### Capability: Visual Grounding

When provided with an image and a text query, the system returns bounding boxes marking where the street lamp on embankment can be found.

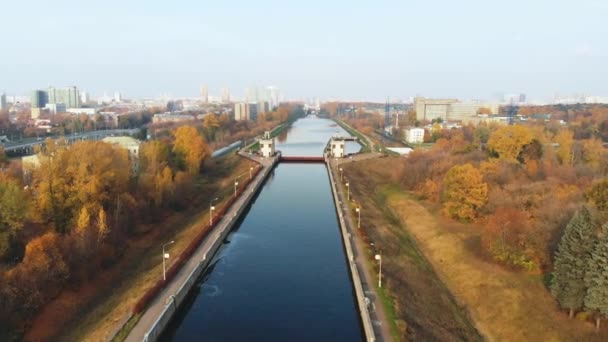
[162,240,175,281]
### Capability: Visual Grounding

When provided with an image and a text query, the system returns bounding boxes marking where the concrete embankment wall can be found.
[142,156,279,342]
[326,159,376,342]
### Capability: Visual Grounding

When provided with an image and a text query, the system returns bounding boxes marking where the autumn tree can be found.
[582,138,605,171]
[551,206,595,318]
[172,126,208,175]
[31,140,131,233]
[203,113,220,141]
[482,208,536,270]
[487,125,533,162]
[584,223,608,330]
[442,164,488,221]
[0,176,27,261]
[555,130,574,165]
[587,180,608,212]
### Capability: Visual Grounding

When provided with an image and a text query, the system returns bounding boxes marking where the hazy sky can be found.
[1,0,607,101]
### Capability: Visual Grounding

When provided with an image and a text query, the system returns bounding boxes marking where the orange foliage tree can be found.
[442,164,488,221]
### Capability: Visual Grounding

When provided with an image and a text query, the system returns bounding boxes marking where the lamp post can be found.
[339,167,343,182]
[356,207,361,228]
[375,254,382,288]
[345,181,350,201]
[163,241,175,281]
[249,166,254,180]
[234,180,239,197]
[209,197,219,226]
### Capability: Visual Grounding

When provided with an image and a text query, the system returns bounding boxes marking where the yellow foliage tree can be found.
[172,126,208,175]
[442,164,488,221]
[487,125,533,162]
[555,130,574,165]
[582,138,604,170]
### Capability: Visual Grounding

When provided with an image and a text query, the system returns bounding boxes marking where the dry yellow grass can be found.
[386,192,601,342]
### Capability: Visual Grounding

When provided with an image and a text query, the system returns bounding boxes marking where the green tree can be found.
[584,223,608,331]
[551,207,595,318]
[442,164,488,221]
[0,177,27,260]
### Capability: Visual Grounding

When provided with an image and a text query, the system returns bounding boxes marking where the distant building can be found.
[504,93,527,104]
[234,103,250,121]
[220,87,231,103]
[258,131,275,158]
[102,136,141,172]
[152,113,196,124]
[329,136,346,158]
[267,86,279,109]
[0,93,6,110]
[257,101,271,115]
[66,108,97,115]
[80,91,90,104]
[114,92,122,102]
[31,90,49,108]
[200,85,208,103]
[45,103,67,114]
[48,86,80,108]
[414,97,499,122]
[404,127,425,144]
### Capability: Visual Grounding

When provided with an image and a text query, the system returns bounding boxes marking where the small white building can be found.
[329,137,346,158]
[259,131,275,158]
[404,127,425,144]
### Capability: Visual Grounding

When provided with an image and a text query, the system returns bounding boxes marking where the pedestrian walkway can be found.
[125,154,276,342]
[328,159,392,342]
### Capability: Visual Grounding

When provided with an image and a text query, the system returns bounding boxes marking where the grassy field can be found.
[344,157,607,341]
[25,154,255,342]
[342,158,481,341]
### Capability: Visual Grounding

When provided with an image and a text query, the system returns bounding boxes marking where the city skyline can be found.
[1,0,607,101]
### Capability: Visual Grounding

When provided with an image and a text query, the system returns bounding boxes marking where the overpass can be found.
[1,129,139,154]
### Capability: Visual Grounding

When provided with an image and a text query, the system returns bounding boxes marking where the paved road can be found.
[125,153,275,342]
[1,129,139,152]
[329,157,392,342]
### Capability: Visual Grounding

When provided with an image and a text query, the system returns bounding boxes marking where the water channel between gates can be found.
[161,117,363,341]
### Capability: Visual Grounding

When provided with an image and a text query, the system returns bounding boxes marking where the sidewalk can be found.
[125,154,275,342]
[328,160,393,342]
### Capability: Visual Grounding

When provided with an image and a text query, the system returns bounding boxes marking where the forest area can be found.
[0,104,304,340]
[341,103,608,333]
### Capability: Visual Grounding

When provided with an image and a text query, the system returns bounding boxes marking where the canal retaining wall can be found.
[140,155,279,342]
[326,158,377,342]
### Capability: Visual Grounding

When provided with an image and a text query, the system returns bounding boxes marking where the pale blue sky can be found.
[1,0,607,101]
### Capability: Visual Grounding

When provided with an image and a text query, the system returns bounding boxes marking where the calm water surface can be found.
[161,117,363,341]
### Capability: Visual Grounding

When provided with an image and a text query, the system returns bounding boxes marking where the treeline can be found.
[0,125,208,335]
[370,108,608,326]
[153,104,306,150]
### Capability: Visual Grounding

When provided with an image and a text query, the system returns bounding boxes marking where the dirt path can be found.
[388,194,600,342]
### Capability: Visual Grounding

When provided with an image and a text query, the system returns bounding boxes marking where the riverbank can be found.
[24,154,258,342]
[124,152,278,341]
[339,157,482,341]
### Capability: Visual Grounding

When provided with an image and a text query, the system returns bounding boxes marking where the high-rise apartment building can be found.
[48,86,81,108]
[31,90,49,108]
[0,93,7,110]
[267,86,279,109]
[221,88,231,103]
[81,91,90,104]
[234,102,249,121]
[200,85,208,103]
